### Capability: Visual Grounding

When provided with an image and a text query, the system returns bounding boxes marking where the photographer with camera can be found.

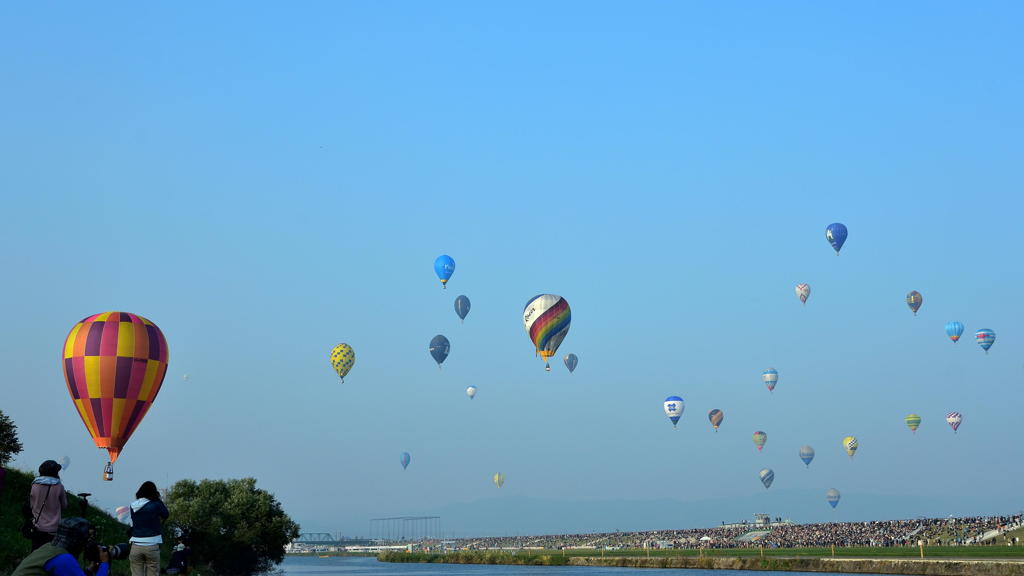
[128,481,169,576]
[12,517,109,576]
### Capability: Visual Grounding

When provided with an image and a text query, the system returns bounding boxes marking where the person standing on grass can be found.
[128,481,169,576]
[27,460,68,550]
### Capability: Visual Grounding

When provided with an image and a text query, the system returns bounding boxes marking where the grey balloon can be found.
[429,335,450,367]
[564,353,578,373]
[454,295,471,322]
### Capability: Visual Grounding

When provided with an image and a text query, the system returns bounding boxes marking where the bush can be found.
[165,478,299,576]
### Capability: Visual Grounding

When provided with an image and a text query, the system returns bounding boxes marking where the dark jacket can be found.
[129,499,169,539]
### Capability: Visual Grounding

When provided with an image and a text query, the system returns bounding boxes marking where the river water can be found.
[280,555,881,576]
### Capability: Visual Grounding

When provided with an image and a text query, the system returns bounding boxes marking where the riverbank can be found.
[379,551,1024,575]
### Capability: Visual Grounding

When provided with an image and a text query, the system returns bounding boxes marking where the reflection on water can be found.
[280,555,879,576]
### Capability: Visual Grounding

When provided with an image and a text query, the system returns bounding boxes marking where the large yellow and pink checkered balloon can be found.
[62,312,169,474]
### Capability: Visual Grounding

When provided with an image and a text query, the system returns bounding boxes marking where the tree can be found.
[0,409,24,467]
[165,478,300,576]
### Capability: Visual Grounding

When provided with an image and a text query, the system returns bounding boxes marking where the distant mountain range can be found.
[425,490,1014,537]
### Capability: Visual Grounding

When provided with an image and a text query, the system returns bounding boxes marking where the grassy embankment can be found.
[382,547,1024,575]
[1,468,133,576]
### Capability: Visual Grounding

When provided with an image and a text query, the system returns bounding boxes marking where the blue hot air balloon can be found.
[826,223,848,255]
[976,329,995,353]
[564,353,578,373]
[759,468,774,489]
[663,396,685,428]
[799,445,815,468]
[454,295,471,323]
[826,488,840,509]
[434,255,455,288]
[945,321,965,343]
[429,335,450,368]
[400,452,411,470]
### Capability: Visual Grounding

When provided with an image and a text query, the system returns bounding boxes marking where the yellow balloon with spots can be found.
[842,435,858,458]
[330,343,355,382]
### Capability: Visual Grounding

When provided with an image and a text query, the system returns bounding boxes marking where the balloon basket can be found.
[103,462,114,482]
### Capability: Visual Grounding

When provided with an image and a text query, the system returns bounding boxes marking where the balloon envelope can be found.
[826,223,848,254]
[826,488,841,508]
[330,343,355,381]
[975,329,995,352]
[60,456,71,472]
[454,295,471,322]
[753,431,767,451]
[115,505,131,524]
[400,452,411,470]
[799,445,815,467]
[564,353,578,373]
[906,291,923,315]
[945,321,964,343]
[62,312,169,466]
[663,396,685,428]
[795,284,810,305]
[493,473,504,488]
[523,294,571,370]
[434,255,455,287]
[762,368,778,392]
[905,414,921,433]
[429,335,450,366]
[708,409,724,430]
[466,386,477,399]
[843,436,858,458]
[759,468,774,489]
[946,412,962,432]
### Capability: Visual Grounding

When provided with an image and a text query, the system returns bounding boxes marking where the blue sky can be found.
[1,2,1022,537]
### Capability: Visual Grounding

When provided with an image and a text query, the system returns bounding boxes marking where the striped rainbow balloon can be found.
[523,294,571,371]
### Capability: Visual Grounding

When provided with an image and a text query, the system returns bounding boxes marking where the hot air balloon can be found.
[330,343,355,382]
[429,335,450,368]
[826,223,848,255]
[663,396,685,428]
[905,414,921,433]
[799,445,815,468]
[759,468,774,489]
[62,312,169,481]
[976,329,995,353]
[115,505,131,524]
[708,409,724,431]
[523,294,571,371]
[454,295,471,323]
[826,489,841,509]
[434,255,455,289]
[762,368,778,392]
[493,473,504,488]
[842,436,858,458]
[946,412,962,433]
[753,431,767,452]
[564,353,578,373]
[182,373,191,382]
[795,284,811,305]
[400,452,411,470]
[466,386,477,399]
[60,456,71,472]
[945,321,964,343]
[906,291,923,315]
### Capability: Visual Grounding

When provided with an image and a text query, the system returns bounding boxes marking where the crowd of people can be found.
[453,513,1022,551]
